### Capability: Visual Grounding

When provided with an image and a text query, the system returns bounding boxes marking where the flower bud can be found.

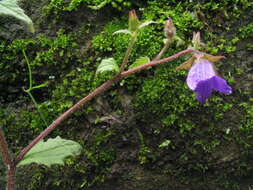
[191,32,206,50]
[164,18,176,39]
[128,10,140,32]
[192,32,200,47]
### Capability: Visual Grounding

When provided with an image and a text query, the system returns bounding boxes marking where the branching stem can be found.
[22,50,48,127]
[15,48,194,164]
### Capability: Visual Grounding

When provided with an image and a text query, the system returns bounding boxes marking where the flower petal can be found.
[210,76,232,94]
[186,59,216,90]
[195,80,212,104]
[195,76,232,104]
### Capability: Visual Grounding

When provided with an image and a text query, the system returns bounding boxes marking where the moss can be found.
[237,99,253,148]
[0,29,81,102]
[239,24,253,39]
[88,0,253,185]
[43,0,142,16]
[1,0,253,189]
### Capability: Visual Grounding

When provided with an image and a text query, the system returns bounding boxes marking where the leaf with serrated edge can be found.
[96,58,119,75]
[17,137,82,167]
[129,56,150,69]
[138,21,156,30]
[0,0,34,32]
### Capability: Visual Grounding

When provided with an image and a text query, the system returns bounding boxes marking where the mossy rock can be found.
[0,0,253,190]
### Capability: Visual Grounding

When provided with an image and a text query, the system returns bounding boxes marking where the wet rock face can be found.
[233,41,253,94]
[226,12,253,96]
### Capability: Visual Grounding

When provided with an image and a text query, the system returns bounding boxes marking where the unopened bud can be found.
[164,18,176,39]
[128,10,140,32]
[191,32,205,50]
[192,32,201,46]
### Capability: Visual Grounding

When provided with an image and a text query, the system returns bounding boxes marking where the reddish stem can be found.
[121,49,194,77]
[15,48,194,164]
[15,74,121,164]
[0,129,12,166]
[0,129,15,190]
[7,165,15,190]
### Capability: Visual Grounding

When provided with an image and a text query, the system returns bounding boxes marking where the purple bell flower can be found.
[177,54,232,104]
[187,58,232,104]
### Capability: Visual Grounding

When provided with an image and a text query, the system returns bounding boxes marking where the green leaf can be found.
[129,56,150,69]
[138,21,156,30]
[96,58,119,75]
[17,137,82,167]
[0,0,34,32]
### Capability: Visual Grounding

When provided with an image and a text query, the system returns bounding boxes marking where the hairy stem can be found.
[120,32,138,72]
[0,129,12,166]
[7,165,15,190]
[15,49,194,164]
[121,49,194,77]
[0,128,15,190]
[15,74,121,164]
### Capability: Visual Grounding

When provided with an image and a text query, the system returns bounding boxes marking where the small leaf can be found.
[113,29,132,35]
[138,21,156,30]
[129,56,150,69]
[17,137,82,167]
[96,58,119,75]
[0,0,34,32]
